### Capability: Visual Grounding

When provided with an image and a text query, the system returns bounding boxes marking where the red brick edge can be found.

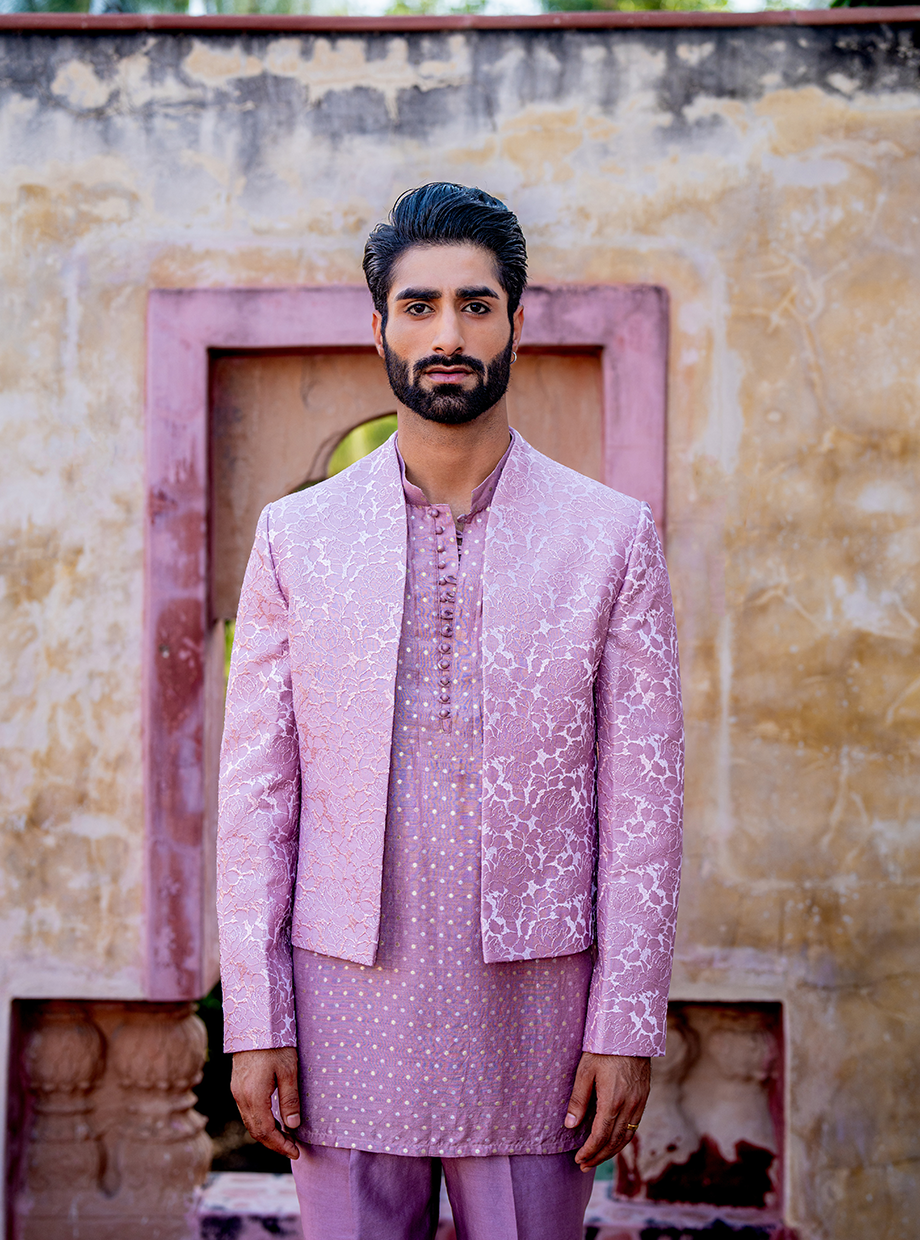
[0,8,918,33]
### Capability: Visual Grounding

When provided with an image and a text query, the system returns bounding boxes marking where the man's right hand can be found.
[230,1047,302,1160]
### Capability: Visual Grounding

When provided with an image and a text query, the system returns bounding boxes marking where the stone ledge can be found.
[198,1173,302,1238]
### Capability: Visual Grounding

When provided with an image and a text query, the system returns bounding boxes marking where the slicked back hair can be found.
[363,183,528,325]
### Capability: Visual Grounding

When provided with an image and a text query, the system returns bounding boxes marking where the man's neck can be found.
[396,401,512,521]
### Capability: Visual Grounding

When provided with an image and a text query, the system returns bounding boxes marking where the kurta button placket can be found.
[424,508,456,733]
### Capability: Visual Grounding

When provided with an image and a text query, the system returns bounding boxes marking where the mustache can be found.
[412,354,486,383]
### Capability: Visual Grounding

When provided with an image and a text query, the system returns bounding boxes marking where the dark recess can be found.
[196,982,293,1175]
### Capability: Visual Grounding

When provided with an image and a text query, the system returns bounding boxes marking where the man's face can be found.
[372,243,523,426]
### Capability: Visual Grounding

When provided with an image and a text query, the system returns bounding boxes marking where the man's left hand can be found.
[564,1052,651,1171]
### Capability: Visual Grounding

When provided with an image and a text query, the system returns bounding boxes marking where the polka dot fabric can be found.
[292,446,593,1157]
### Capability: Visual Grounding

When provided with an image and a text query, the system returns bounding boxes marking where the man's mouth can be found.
[421,366,474,385]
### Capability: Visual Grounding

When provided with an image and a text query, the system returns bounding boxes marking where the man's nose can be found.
[431,307,465,355]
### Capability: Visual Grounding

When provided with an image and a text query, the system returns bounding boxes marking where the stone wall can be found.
[1,14,918,1237]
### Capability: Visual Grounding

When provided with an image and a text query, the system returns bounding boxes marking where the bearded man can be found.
[217,182,683,1240]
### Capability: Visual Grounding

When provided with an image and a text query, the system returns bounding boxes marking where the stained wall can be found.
[0,17,918,1237]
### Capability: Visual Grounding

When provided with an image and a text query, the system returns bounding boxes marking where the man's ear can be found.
[372,309,386,359]
[511,303,524,355]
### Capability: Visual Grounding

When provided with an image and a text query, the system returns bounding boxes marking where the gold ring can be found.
[625,1123,639,1129]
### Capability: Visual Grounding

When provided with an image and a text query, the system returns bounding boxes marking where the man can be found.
[217,183,683,1240]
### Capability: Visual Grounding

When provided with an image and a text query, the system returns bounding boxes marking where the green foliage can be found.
[326,413,398,476]
[541,0,731,10]
[0,0,317,12]
[224,618,236,685]
[386,0,487,12]
[202,0,316,12]
[2,0,189,12]
[830,0,917,7]
[1,0,90,11]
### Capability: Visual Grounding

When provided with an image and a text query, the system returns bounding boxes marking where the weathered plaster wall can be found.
[0,20,918,1237]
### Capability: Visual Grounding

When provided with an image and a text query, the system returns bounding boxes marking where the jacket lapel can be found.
[289,435,407,964]
[479,435,599,961]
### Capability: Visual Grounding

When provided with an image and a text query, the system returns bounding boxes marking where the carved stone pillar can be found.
[107,1005,212,1212]
[13,1000,212,1240]
[612,1001,783,1213]
[19,1003,106,1220]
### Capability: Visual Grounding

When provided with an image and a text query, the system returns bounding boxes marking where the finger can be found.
[277,1067,302,1130]
[242,1106,301,1160]
[564,1057,596,1130]
[575,1085,629,1168]
[576,1104,644,1169]
[232,1077,301,1160]
[574,1110,618,1169]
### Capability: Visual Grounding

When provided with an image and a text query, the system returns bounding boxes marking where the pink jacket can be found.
[217,432,683,1056]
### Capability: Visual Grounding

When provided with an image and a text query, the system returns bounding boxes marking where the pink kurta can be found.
[291,445,593,1157]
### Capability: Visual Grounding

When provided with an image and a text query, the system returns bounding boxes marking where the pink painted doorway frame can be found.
[144,282,669,1000]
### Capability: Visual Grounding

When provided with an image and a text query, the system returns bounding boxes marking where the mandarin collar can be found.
[395,431,516,520]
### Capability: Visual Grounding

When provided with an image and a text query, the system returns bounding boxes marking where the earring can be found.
[511,351,517,363]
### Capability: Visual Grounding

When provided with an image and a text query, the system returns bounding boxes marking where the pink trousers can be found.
[290,1144,595,1240]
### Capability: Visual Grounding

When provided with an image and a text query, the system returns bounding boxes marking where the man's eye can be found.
[465,302,490,314]
[406,303,431,315]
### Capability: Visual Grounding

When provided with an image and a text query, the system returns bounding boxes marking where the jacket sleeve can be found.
[584,502,683,1057]
[217,506,300,1053]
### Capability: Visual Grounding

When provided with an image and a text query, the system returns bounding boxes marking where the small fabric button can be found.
[438,643,450,653]
[439,707,450,718]
[441,624,453,637]
[440,675,451,686]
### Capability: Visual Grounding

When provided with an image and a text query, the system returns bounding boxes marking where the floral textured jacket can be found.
[217,431,683,1057]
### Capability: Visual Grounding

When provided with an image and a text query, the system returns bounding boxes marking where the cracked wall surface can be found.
[0,21,918,1237]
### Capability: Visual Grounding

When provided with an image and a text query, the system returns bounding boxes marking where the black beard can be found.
[382,333,514,426]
